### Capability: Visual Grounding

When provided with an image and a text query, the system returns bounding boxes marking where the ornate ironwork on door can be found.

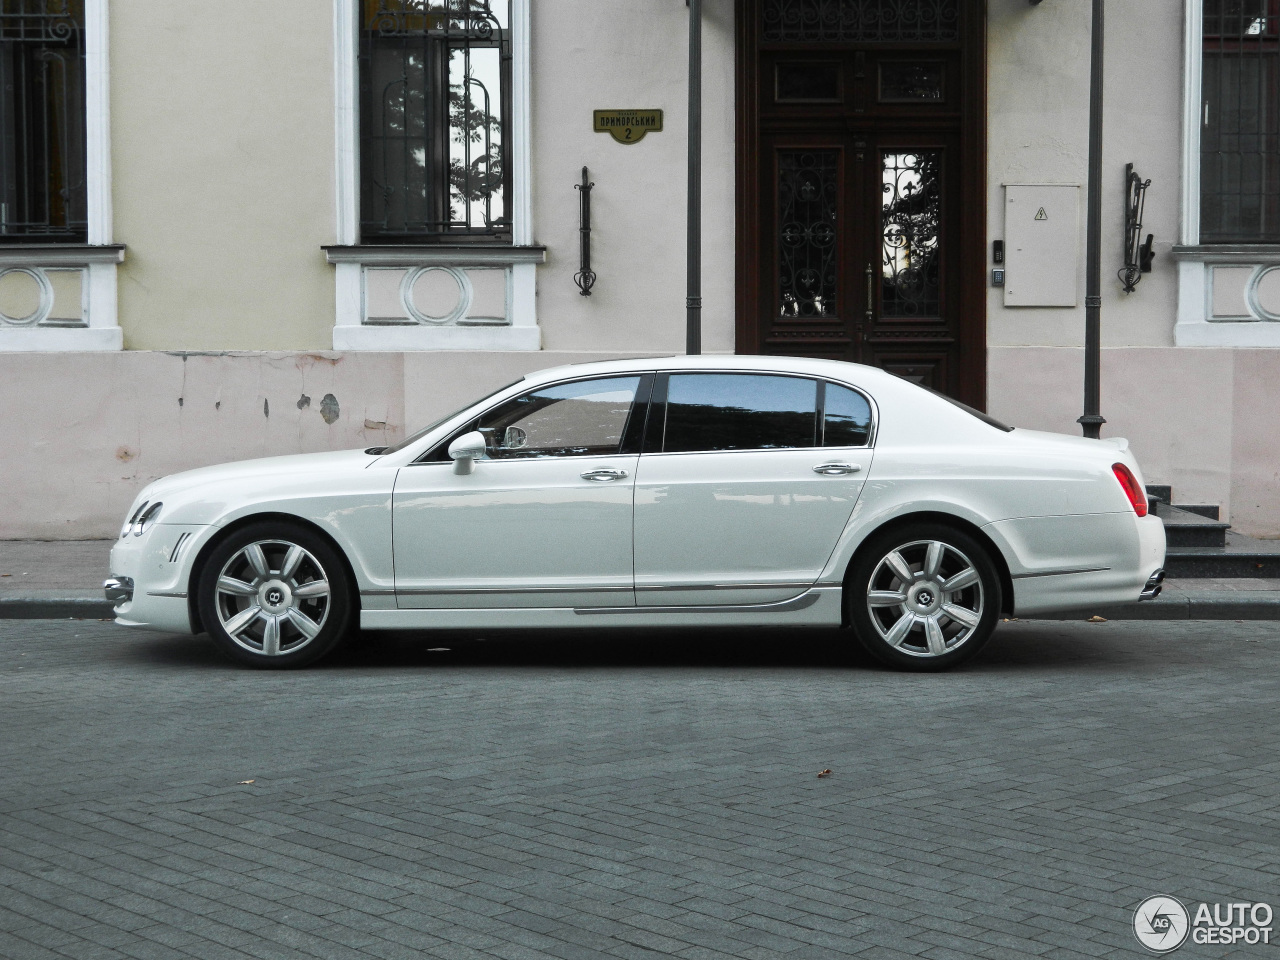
[360,0,511,242]
[778,150,839,319]
[762,0,960,43]
[0,0,86,243]
[880,151,941,319]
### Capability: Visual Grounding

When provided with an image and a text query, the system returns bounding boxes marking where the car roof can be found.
[524,354,907,391]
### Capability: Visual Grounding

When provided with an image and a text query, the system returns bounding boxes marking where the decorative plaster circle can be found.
[400,266,473,325]
[1246,265,1280,322]
[0,267,54,327]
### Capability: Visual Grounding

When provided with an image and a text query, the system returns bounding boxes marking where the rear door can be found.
[633,372,875,607]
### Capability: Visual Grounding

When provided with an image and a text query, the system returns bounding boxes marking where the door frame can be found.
[734,0,989,410]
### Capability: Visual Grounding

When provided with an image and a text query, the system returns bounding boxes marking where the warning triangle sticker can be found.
[1035,207,1048,221]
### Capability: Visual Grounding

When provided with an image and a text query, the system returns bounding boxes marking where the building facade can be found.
[2,0,1278,538]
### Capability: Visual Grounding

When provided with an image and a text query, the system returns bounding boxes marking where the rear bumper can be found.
[988,512,1167,617]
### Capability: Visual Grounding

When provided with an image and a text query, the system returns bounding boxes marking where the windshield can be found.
[375,378,525,455]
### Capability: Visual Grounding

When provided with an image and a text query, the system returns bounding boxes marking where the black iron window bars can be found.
[1202,0,1280,243]
[359,0,511,243]
[0,0,86,243]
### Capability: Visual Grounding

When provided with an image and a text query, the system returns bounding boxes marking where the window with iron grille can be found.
[0,0,86,243]
[1202,0,1280,242]
[359,0,511,244]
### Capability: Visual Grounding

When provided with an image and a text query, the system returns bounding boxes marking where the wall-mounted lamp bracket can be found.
[573,166,596,297]
[1119,162,1153,294]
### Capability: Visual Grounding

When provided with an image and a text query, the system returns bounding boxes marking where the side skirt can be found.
[360,586,845,631]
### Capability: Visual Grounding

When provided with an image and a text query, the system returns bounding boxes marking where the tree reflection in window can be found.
[360,0,510,242]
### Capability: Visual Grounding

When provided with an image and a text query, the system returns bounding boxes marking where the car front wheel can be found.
[197,522,353,668]
[847,524,1001,671]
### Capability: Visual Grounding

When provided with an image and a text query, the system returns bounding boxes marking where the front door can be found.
[392,375,647,609]
[737,0,987,407]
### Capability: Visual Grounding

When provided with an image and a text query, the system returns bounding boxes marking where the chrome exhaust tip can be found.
[1139,569,1165,602]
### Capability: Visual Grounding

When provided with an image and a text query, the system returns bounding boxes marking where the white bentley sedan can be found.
[105,356,1166,671]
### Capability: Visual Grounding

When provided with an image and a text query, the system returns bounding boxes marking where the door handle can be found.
[581,468,628,482]
[813,463,861,476]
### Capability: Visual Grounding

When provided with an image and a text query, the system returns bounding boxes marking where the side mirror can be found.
[448,430,487,475]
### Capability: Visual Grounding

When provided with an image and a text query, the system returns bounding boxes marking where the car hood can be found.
[127,449,378,520]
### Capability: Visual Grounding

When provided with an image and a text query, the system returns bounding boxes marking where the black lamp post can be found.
[686,0,702,356]
[1077,0,1107,439]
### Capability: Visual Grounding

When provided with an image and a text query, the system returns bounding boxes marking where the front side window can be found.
[470,376,642,459]
[1202,0,1280,242]
[663,374,820,453]
[359,0,510,243]
[0,0,86,243]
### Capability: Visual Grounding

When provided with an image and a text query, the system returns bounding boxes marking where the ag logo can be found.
[1134,896,1190,953]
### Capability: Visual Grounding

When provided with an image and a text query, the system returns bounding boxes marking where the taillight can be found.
[1112,463,1148,517]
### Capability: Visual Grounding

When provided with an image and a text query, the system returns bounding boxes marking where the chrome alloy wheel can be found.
[213,540,331,657]
[865,539,984,659]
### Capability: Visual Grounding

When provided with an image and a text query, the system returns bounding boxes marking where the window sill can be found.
[326,245,544,352]
[0,245,124,351]
[333,324,540,352]
[0,327,122,351]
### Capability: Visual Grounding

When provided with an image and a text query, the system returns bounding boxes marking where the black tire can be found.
[197,521,354,668]
[846,523,1002,671]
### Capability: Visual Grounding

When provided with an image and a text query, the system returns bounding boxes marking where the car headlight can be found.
[132,501,163,537]
[121,501,147,538]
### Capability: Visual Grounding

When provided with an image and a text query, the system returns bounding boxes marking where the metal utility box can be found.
[1003,184,1080,307]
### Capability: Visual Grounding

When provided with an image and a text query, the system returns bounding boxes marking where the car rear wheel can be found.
[198,522,353,668]
[847,524,1001,671]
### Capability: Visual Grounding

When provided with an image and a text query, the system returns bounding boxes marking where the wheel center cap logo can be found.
[267,589,283,606]
[917,589,934,606]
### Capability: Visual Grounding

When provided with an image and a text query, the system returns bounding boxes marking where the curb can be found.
[0,598,115,620]
[1032,593,1280,622]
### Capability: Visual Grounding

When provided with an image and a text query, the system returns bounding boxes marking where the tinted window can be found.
[663,374,818,453]
[823,384,873,447]
[473,377,641,459]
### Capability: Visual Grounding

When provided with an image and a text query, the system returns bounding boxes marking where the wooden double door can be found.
[736,1,987,407]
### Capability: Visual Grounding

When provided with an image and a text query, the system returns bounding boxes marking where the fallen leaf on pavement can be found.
[817,769,832,779]
[1088,616,1107,623]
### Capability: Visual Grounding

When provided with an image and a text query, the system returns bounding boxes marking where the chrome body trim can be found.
[573,590,820,615]
[104,577,134,605]
[1011,566,1111,579]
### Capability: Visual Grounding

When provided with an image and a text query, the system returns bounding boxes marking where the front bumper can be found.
[107,524,210,633]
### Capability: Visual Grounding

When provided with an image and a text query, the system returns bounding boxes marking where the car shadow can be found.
[120,620,1139,673]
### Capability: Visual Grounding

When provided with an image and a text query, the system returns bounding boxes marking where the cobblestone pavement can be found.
[1,620,1278,960]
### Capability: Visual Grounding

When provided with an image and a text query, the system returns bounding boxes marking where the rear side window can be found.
[823,383,873,447]
[663,374,818,452]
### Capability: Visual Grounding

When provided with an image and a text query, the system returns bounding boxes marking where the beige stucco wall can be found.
[529,0,736,355]
[986,0,1182,349]
[110,0,337,350]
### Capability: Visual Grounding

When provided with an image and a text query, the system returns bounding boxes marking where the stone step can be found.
[1154,501,1231,548]
[1165,532,1280,578]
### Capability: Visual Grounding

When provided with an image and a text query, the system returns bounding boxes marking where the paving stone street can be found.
[1,619,1278,960]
